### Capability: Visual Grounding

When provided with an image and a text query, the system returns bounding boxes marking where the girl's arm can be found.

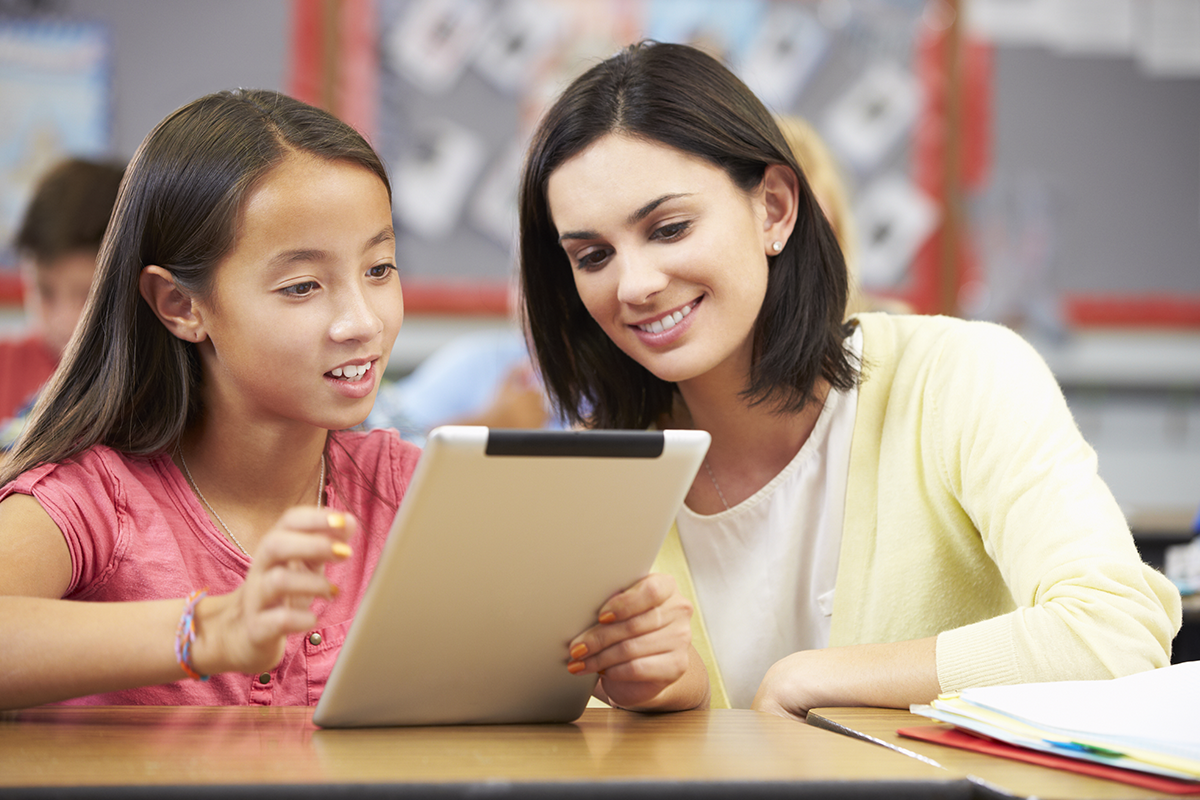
[566,573,710,712]
[0,495,351,710]
[751,638,939,721]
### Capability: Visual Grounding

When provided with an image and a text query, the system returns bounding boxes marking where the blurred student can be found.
[1,158,124,434]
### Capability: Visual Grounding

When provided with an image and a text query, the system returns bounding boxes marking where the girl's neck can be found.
[175,421,329,551]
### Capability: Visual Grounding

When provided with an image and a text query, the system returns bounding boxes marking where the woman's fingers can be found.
[597,573,677,624]
[571,624,691,677]
[566,573,692,685]
[569,575,690,657]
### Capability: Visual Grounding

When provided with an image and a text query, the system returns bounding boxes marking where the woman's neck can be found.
[175,420,329,552]
[672,375,828,513]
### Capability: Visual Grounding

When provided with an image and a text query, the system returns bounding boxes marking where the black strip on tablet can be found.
[484,430,665,458]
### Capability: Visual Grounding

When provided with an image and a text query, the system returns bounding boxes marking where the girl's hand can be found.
[565,573,707,711]
[191,508,355,676]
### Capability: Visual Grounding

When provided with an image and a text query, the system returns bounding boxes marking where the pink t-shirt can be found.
[1,428,421,706]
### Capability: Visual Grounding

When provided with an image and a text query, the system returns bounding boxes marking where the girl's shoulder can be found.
[2,444,170,502]
[328,428,423,508]
[330,428,421,468]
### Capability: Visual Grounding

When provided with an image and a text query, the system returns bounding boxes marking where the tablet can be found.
[312,425,710,728]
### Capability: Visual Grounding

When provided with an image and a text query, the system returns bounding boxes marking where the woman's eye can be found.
[652,221,690,241]
[368,263,396,279]
[574,249,611,272]
[282,281,318,297]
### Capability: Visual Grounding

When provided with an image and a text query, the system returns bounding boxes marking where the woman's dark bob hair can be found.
[1,89,390,486]
[518,41,858,430]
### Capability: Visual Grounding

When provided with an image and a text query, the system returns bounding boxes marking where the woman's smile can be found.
[548,134,772,386]
[630,296,703,348]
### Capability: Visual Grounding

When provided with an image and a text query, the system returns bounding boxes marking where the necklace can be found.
[704,459,731,512]
[179,450,326,557]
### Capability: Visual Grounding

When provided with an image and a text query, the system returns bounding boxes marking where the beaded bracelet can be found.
[174,588,210,681]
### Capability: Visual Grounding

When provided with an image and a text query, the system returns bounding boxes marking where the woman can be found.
[517,41,1181,718]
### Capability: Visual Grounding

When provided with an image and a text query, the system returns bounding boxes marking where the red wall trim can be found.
[400,280,512,316]
[1064,294,1200,328]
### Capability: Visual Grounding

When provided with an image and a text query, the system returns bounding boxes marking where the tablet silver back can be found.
[313,426,709,727]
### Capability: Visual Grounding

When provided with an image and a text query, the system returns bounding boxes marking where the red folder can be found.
[897,726,1200,795]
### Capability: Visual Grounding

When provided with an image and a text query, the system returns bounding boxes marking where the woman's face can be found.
[547,134,784,388]
[193,153,403,434]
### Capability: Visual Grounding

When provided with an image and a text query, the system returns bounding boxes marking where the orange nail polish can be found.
[569,643,588,660]
[328,512,346,529]
[331,542,352,559]
[330,584,340,598]
[598,611,616,624]
[567,660,587,674]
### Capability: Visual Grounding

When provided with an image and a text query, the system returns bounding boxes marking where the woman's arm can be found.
[567,572,710,712]
[932,323,1181,688]
[751,637,938,721]
[0,496,351,709]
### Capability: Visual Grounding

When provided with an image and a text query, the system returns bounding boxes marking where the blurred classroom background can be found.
[1,0,1198,593]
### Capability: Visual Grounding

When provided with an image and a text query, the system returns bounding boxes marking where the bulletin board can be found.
[290,0,974,316]
[969,0,1200,330]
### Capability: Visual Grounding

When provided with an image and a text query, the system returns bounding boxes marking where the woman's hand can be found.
[751,638,940,721]
[566,573,709,711]
[191,507,355,676]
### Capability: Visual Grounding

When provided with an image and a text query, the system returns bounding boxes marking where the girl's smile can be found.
[325,359,379,399]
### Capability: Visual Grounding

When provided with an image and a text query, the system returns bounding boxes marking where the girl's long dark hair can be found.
[518,41,857,430]
[1,89,390,486]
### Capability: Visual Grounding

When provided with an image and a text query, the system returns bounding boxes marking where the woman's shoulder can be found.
[856,313,1042,374]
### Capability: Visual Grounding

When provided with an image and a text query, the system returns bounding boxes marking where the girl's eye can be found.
[282,281,318,297]
[368,263,396,280]
[652,220,691,241]
[574,248,611,272]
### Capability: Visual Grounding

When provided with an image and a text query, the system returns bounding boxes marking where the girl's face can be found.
[194,153,402,433]
[546,134,784,389]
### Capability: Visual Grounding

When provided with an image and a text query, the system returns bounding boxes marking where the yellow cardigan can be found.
[657,313,1182,708]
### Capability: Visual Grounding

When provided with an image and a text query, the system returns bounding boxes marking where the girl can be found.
[518,42,1181,718]
[0,89,705,712]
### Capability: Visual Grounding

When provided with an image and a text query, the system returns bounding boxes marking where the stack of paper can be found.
[910,661,1200,783]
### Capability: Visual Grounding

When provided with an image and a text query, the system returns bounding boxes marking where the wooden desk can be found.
[0,706,991,799]
[809,707,1190,800]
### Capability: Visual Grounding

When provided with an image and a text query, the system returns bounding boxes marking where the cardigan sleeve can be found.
[927,322,1181,691]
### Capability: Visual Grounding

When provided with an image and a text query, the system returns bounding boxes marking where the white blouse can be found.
[675,327,861,708]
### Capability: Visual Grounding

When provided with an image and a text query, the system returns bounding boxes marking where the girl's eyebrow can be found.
[267,227,396,268]
[557,193,692,244]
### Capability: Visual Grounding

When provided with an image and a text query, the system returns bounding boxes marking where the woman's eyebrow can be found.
[557,193,693,244]
[628,193,691,224]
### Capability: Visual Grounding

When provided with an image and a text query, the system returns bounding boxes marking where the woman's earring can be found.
[771,241,783,253]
